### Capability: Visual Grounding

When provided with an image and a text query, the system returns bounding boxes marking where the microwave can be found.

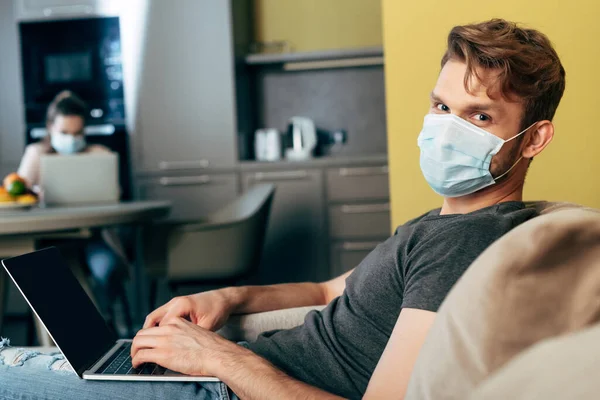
[19,16,124,125]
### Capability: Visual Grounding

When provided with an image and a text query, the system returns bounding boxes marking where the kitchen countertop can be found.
[135,154,388,177]
[238,154,388,171]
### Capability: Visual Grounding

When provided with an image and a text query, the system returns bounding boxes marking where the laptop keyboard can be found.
[97,342,166,376]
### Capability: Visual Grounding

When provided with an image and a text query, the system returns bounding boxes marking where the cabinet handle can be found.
[340,203,390,214]
[339,166,388,176]
[159,160,210,170]
[253,170,308,181]
[341,242,380,251]
[159,176,211,186]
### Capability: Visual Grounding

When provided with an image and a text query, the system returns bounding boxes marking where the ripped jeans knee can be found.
[0,337,72,373]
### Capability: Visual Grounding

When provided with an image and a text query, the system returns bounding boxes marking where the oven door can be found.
[19,16,123,124]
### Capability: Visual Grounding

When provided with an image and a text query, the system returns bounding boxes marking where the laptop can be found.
[40,153,120,205]
[1,247,219,382]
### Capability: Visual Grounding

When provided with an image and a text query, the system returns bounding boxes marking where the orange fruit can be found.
[3,172,25,189]
[0,187,14,203]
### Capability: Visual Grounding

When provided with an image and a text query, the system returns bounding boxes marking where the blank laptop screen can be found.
[2,247,116,376]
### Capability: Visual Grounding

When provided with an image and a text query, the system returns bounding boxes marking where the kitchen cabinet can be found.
[326,166,389,202]
[137,173,238,221]
[326,163,390,278]
[242,169,328,283]
[134,0,237,173]
[329,202,391,239]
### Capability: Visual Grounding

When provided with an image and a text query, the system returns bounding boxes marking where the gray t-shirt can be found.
[247,201,537,399]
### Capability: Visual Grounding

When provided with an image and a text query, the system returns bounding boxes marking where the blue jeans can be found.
[0,338,239,400]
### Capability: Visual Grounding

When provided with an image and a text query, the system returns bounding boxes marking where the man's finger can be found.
[159,307,191,327]
[130,335,163,359]
[143,306,168,329]
[135,325,176,337]
[132,349,166,369]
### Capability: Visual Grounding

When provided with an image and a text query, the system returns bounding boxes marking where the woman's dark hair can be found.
[46,90,88,126]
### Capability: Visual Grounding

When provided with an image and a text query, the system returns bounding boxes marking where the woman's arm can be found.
[17,144,43,187]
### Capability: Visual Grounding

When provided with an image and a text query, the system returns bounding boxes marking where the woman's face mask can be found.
[51,130,86,155]
[49,115,86,155]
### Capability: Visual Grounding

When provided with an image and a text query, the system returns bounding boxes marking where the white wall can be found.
[0,0,26,176]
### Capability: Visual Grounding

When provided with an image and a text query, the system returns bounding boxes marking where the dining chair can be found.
[144,184,275,309]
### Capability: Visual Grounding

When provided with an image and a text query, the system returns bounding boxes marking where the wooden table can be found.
[0,201,171,344]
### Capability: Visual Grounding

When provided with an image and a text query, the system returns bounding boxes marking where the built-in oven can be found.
[19,16,131,199]
[20,16,124,125]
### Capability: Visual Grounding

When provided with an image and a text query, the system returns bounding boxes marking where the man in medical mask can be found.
[0,19,566,400]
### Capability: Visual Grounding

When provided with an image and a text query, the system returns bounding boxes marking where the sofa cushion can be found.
[468,321,600,399]
[405,205,600,400]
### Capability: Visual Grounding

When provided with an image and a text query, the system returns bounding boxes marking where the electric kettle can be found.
[284,116,317,161]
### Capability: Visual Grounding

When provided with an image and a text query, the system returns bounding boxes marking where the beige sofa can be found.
[20,202,600,399]
[407,202,600,399]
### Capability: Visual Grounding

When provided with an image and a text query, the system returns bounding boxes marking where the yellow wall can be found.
[382,0,600,228]
[254,0,382,52]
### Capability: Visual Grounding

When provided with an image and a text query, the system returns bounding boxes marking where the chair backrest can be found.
[166,184,275,282]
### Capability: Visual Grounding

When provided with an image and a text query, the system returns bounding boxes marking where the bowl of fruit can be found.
[0,173,39,210]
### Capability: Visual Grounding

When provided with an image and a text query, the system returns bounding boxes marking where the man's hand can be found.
[133,317,345,400]
[143,290,234,331]
[132,317,246,376]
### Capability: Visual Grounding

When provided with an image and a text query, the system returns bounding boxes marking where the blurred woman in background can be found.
[18,90,110,188]
[17,90,131,336]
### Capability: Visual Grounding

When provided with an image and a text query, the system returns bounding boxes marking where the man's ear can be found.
[522,120,554,159]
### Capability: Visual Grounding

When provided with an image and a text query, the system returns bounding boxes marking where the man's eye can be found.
[436,104,450,112]
[474,113,490,121]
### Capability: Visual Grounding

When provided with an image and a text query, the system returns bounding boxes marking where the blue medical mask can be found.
[51,130,86,155]
[417,114,535,197]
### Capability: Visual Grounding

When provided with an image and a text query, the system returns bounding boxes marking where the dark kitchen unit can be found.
[132,0,390,285]
[19,14,131,199]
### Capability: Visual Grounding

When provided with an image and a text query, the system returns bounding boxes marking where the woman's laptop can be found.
[40,154,120,205]
[1,247,219,382]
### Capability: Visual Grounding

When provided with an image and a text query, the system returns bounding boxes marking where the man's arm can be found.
[227,268,354,314]
[132,318,346,400]
[216,345,345,400]
[144,269,354,332]
[363,308,437,399]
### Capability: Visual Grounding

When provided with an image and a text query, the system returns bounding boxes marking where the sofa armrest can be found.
[217,305,326,342]
[16,306,326,355]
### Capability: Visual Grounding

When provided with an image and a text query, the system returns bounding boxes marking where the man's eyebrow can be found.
[430,91,500,113]
[429,91,444,103]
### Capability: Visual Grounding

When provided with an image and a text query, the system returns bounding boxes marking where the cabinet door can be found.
[243,169,327,284]
[135,0,237,172]
[329,202,391,239]
[330,241,381,278]
[137,173,238,221]
[326,165,389,202]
